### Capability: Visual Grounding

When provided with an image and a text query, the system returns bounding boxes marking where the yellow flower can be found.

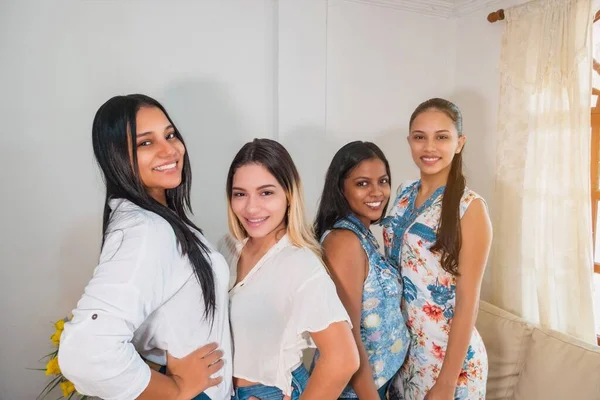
[50,328,62,345]
[59,380,75,397]
[376,376,388,387]
[50,318,65,345]
[362,298,380,311]
[45,357,61,376]
[373,360,384,374]
[54,318,65,331]
[390,338,405,353]
[364,313,381,328]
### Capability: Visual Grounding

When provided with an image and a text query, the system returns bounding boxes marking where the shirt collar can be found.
[230,233,292,292]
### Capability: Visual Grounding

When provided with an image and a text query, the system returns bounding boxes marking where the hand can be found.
[166,342,224,400]
[424,382,455,400]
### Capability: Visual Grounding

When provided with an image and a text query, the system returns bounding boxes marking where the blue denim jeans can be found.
[232,364,309,400]
[158,365,212,400]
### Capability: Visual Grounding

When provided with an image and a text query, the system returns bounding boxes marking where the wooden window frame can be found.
[591,110,600,346]
[591,111,600,274]
[592,10,600,345]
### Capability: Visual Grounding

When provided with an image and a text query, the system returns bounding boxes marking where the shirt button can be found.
[91,314,98,320]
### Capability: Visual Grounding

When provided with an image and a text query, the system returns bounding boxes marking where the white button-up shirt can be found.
[58,199,232,400]
[219,234,350,396]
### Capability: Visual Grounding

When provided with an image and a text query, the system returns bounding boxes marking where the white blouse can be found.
[219,234,350,395]
[58,199,232,400]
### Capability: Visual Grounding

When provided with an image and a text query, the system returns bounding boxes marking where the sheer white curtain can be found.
[491,0,596,343]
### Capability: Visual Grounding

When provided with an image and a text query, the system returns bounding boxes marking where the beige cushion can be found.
[476,302,534,399]
[513,328,600,400]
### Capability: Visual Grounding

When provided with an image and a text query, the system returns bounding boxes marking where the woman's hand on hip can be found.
[166,342,224,400]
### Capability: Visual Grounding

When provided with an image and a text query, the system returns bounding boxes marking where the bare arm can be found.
[321,230,380,399]
[138,344,224,400]
[139,371,180,400]
[430,199,492,396]
[301,321,359,399]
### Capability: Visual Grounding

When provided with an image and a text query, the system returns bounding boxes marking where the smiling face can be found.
[133,106,185,204]
[408,109,465,180]
[230,163,288,240]
[342,157,391,227]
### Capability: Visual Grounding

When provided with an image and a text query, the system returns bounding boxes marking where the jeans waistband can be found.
[233,364,308,400]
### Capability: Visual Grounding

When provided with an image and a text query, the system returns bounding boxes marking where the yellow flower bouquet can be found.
[34,317,88,400]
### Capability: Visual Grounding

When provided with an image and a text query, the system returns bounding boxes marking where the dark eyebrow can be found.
[353,175,389,181]
[136,125,174,137]
[410,129,450,134]
[231,184,276,191]
[258,184,276,190]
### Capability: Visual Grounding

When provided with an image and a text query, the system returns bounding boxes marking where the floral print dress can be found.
[382,181,487,400]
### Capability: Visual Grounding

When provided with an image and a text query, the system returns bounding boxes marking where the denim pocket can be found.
[235,386,284,400]
[290,383,301,400]
[290,365,309,400]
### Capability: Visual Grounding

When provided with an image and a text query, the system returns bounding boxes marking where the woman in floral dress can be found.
[382,98,492,400]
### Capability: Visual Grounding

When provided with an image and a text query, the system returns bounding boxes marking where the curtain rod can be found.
[489,9,600,23]
[487,9,505,23]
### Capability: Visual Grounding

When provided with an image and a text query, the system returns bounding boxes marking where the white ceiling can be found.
[345,0,502,18]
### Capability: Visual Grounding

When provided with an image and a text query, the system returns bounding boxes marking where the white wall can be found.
[452,0,532,299]
[0,1,275,398]
[278,0,456,220]
[326,0,456,197]
[0,0,510,398]
[277,0,329,216]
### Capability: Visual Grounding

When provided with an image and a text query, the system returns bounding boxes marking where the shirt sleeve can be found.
[289,252,351,341]
[58,212,177,400]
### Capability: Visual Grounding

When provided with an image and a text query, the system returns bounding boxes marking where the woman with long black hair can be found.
[58,94,232,400]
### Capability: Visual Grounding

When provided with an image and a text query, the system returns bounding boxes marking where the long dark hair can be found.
[225,138,320,254]
[314,141,391,240]
[410,98,465,276]
[91,94,216,320]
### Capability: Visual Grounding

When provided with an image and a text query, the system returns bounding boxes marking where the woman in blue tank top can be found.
[314,141,410,399]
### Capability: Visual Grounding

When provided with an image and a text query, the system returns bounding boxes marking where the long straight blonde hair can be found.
[225,138,321,256]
